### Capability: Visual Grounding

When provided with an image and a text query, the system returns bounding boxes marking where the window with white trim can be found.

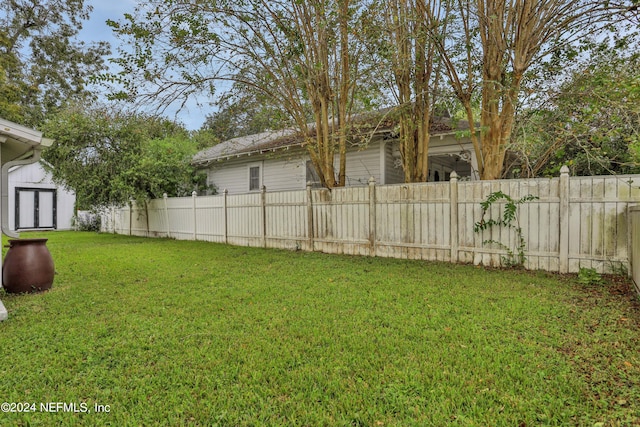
[249,164,261,191]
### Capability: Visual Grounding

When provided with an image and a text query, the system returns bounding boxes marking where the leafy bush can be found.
[73,212,101,232]
[578,267,604,286]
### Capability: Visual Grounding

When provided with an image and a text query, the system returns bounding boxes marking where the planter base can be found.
[2,238,55,294]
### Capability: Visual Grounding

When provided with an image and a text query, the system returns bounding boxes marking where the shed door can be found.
[16,188,57,230]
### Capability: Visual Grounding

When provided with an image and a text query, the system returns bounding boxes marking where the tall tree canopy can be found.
[0,0,110,126]
[510,45,640,177]
[373,0,450,183]
[103,0,639,183]
[41,105,207,210]
[200,83,294,143]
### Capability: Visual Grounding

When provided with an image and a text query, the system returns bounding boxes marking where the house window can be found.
[249,165,261,191]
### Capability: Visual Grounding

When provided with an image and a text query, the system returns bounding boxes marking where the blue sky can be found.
[79,1,208,130]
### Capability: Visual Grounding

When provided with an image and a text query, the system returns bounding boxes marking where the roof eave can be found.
[193,141,304,167]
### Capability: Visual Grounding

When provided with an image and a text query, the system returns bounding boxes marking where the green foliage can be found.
[41,105,205,209]
[511,41,640,178]
[99,1,223,107]
[474,191,539,267]
[72,213,101,232]
[578,267,604,286]
[0,0,110,126]
[126,136,211,201]
[190,128,220,151]
[200,84,293,142]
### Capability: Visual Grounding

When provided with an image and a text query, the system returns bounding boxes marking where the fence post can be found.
[128,199,133,236]
[559,165,570,273]
[629,203,637,282]
[306,182,314,251]
[369,177,377,256]
[111,206,115,234]
[192,191,198,241]
[261,186,267,248]
[223,189,228,244]
[163,193,171,239]
[450,171,459,263]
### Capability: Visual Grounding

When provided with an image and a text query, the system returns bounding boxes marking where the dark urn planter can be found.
[2,238,55,294]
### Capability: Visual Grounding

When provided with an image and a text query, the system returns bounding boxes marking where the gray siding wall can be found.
[207,158,249,194]
[343,141,382,186]
[208,152,305,194]
[204,134,479,194]
[262,156,306,191]
[384,141,405,184]
[206,142,386,193]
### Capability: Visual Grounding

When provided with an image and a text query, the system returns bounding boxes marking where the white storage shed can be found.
[8,161,75,231]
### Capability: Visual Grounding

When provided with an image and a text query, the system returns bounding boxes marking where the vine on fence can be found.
[474,191,539,268]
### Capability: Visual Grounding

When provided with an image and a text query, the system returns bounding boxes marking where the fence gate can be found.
[15,188,57,230]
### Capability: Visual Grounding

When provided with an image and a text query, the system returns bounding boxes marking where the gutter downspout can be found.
[0,133,50,321]
[0,147,43,319]
[1,147,43,239]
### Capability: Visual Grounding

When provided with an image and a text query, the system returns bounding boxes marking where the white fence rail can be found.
[102,168,640,275]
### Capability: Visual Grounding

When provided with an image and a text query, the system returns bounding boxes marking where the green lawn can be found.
[1,231,639,426]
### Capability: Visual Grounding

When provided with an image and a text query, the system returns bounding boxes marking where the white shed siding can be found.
[8,162,76,230]
[10,162,52,186]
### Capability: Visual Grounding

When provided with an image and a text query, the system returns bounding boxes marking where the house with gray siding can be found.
[192,118,479,194]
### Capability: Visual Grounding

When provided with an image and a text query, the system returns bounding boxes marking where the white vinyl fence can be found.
[102,167,640,276]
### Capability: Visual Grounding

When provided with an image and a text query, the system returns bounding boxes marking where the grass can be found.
[0,231,639,426]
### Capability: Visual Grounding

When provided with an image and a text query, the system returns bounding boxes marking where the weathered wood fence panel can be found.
[265,190,308,250]
[375,182,451,261]
[146,198,167,237]
[313,186,370,256]
[566,176,639,273]
[102,169,640,279]
[629,205,640,295]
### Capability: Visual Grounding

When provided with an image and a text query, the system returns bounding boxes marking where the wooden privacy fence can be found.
[628,206,640,294]
[102,167,640,275]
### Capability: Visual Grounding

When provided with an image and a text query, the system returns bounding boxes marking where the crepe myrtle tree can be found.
[370,0,452,183]
[423,0,639,180]
[100,0,380,188]
[99,0,638,184]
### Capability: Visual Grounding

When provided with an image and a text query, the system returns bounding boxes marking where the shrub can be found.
[73,212,101,232]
